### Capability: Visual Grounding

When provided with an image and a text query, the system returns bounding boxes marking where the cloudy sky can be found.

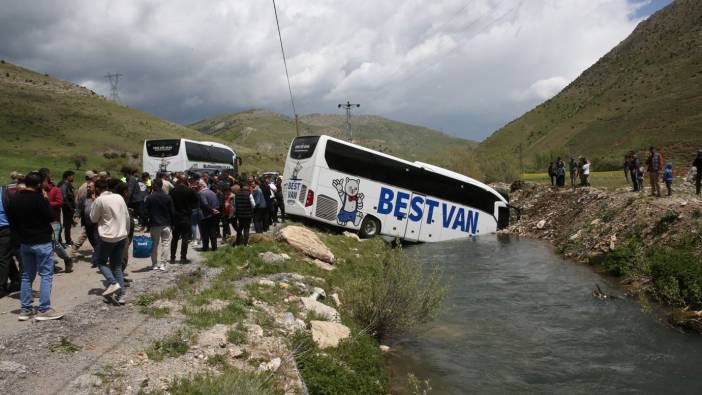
[0,0,672,140]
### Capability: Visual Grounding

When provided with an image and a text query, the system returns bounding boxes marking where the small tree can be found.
[70,154,87,170]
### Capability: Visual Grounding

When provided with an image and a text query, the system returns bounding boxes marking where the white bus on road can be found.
[143,139,239,176]
[282,135,510,242]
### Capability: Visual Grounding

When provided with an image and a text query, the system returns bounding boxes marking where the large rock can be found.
[300,297,340,321]
[276,226,335,263]
[310,321,350,348]
[197,324,229,349]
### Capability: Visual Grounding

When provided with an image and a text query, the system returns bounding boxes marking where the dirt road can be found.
[0,227,208,394]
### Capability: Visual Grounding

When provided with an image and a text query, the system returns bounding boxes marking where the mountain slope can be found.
[191,110,479,175]
[476,0,702,180]
[0,61,233,179]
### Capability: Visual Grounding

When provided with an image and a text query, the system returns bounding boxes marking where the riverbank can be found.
[0,223,441,394]
[504,182,702,329]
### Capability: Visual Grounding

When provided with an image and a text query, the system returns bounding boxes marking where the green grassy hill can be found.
[476,0,702,181]
[0,61,280,181]
[191,110,480,176]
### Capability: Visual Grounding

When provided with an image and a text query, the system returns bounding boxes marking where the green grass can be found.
[142,367,281,395]
[226,325,247,345]
[477,1,702,181]
[49,338,81,353]
[521,171,632,190]
[146,329,194,362]
[292,330,388,395]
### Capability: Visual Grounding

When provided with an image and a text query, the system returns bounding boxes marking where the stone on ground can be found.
[300,297,340,321]
[276,226,335,263]
[258,279,276,287]
[311,259,335,271]
[0,360,27,374]
[197,324,229,350]
[72,373,103,389]
[259,251,291,264]
[310,321,351,348]
[343,231,361,241]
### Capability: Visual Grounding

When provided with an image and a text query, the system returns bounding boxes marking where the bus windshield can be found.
[146,139,180,157]
[289,136,320,159]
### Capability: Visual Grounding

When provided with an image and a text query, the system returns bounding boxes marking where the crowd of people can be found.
[547,147,702,196]
[547,156,591,188]
[0,166,286,321]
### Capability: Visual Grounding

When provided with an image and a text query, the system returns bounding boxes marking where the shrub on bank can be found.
[343,248,446,340]
[292,329,388,395]
[650,248,702,307]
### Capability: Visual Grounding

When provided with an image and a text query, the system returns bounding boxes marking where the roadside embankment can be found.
[0,223,444,395]
[505,182,702,330]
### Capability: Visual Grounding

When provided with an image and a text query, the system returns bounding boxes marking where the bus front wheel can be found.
[359,216,381,239]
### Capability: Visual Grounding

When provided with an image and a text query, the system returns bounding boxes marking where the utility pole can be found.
[337,100,360,142]
[104,73,123,102]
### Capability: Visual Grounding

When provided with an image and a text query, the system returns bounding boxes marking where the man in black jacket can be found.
[58,170,76,246]
[693,149,702,196]
[234,182,255,246]
[144,179,175,271]
[170,175,199,263]
[6,172,64,321]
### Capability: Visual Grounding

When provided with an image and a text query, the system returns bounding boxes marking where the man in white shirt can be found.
[90,179,130,304]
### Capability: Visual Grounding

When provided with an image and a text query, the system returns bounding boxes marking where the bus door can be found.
[403,193,425,242]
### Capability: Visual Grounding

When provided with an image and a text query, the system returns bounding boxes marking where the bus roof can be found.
[316,135,507,203]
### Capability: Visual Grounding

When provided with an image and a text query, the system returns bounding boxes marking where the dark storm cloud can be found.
[0,0,663,139]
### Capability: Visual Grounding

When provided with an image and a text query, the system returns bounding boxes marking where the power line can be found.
[104,73,123,102]
[272,0,300,136]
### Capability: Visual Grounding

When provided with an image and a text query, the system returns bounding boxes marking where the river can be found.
[389,235,702,394]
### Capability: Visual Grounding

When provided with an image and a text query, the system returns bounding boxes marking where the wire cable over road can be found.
[272,0,300,135]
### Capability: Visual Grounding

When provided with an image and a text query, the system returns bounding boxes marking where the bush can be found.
[602,239,641,276]
[652,210,679,235]
[293,331,388,395]
[149,368,280,395]
[344,248,446,339]
[650,248,702,307]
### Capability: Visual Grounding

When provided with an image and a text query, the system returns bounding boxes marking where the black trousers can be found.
[254,208,267,233]
[0,228,20,291]
[171,221,191,260]
[697,176,701,195]
[62,207,73,244]
[277,197,286,220]
[200,216,219,251]
[236,217,252,246]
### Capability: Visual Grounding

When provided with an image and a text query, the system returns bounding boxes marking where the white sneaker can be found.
[158,264,167,272]
[102,283,121,296]
[117,296,126,305]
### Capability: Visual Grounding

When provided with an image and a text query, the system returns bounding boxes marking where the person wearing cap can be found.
[7,171,21,193]
[693,150,702,196]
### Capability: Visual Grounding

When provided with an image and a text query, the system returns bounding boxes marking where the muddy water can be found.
[389,235,702,394]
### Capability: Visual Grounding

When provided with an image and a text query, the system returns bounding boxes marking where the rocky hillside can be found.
[477,0,702,179]
[506,182,702,329]
[190,110,480,176]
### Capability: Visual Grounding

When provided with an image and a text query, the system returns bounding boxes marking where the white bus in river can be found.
[282,135,510,242]
[142,138,239,176]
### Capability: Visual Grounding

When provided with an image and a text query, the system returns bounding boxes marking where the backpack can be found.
[132,235,153,258]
